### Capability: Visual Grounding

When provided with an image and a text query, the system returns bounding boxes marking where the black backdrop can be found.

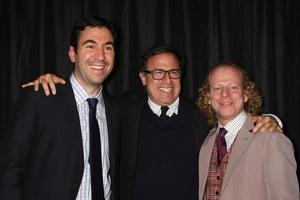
[1,0,299,177]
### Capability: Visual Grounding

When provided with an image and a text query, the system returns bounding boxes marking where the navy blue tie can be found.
[87,98,105,200]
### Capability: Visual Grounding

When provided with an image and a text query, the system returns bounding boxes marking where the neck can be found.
[73,73,102,97]
[88,85,102,97]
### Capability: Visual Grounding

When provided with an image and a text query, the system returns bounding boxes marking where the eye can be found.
[211,86,222,92]
[170,70,180,75]
[153,70,164,75]
[85,44,95,49]
[104,45,114,51]
[228,85,240,92]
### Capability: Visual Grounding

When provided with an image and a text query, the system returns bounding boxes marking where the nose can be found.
[95,47,105,60]
[221,87,229,97]
[162,72,172,83]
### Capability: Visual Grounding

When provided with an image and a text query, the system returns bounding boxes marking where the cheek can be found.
[234,96,245,109]
[211,101,219,110]
[109,53,115,62]
[209,94,218,104]
[174,81,181,93]
[210,97,221,111]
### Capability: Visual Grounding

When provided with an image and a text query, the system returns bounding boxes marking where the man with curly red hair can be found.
[197,62,299,200]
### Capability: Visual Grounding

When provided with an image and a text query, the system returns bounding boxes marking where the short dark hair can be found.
[140,44,184,71]
[70,16,117,52]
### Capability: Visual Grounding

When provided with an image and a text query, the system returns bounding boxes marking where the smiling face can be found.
[139,52,181,106]
[208,66,248,125]
[68,26,115,96]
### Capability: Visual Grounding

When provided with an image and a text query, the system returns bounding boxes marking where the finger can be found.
[53,76,66,84]
[41,82,50,96]
[276,126,283,133]
[263,116,278,132]
[34,80,40,91]
[252,116,259,123]
[268,121,277,132]
[59,79,66,84]
[45,75,57,95]
[49,82,57,95]
[253,118,268,133]
[21,82,35,88]
[252,116,261,132]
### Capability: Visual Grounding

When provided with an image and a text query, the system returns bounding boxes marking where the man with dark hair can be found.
[119,44,208,200]
[197,63,298,199]
[21,45,281,200]
[0,16,121,200]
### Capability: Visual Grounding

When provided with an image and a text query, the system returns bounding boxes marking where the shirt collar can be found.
[217,110,247,135]
[147,97,179,117]
[70,73,103,106]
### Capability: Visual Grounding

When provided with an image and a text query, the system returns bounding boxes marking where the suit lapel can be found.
[221,115,254,193]
[61,80,84,170]
[102,91,117,176]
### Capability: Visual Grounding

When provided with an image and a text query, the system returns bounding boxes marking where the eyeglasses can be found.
[210,83,242,94]
[142,69,182,80]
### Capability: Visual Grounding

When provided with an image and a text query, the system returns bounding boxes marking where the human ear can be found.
[139,72,147,86]
[68,46,76,63]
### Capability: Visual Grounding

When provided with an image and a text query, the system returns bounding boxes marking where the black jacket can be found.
[119,92,208,200]
[0,80,121,200]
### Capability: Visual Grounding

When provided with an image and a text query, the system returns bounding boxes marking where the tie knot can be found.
[160,106,169,117]
[87,98,99,110]
[219,127,227,137]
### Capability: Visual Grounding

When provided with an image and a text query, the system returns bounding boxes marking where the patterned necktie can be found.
[87,98,105,200]
[160,106,169,118]
[217,127,228,165]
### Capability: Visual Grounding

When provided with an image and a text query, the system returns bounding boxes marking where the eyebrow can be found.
[82,40,114,46]
[104,41,115,47]
[82,40,96,46]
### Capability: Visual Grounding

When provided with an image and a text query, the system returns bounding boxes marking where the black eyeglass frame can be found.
[142,68,182,80]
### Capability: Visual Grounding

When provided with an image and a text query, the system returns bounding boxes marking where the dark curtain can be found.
[1,0,299,177]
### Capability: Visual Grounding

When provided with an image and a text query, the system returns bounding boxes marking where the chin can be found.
[218,111,234,118]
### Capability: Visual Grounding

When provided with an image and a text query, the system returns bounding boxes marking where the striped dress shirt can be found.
[218,111,247,150]
[70,74,111,200]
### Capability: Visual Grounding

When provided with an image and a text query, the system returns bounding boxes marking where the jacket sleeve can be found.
[264,133,299,200]
[0,89,38,200]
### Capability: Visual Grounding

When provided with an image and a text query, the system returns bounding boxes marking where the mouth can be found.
[159,87,172,93]
[220,102,233,108]
[88,62,106,70]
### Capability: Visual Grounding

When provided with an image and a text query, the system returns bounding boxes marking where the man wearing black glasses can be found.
[118,44,280,200]
[119,44,207,200]
[21,44,280,200]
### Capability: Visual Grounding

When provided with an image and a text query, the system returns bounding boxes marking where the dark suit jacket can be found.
[119,92,209,200]
[0,80,121,200]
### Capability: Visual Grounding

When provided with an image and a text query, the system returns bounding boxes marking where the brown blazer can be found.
[199,114,299,200]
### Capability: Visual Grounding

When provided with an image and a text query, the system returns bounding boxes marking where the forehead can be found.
[209,66,242,84]
[147,53,180,70]
[78,26,114,44]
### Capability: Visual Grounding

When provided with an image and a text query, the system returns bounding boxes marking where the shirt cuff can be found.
[263,114,283,128]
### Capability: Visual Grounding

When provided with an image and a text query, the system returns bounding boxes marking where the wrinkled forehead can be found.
[208,65,243,84]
